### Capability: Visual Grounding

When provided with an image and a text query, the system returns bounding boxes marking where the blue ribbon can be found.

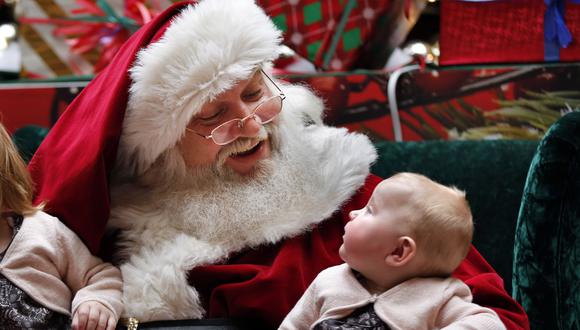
[544,0,580,61]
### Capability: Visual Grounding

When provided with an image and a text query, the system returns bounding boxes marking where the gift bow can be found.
[545,0,580,48]
[544,0,580,60]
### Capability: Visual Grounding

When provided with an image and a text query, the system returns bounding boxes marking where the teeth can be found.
[231,142,260,156]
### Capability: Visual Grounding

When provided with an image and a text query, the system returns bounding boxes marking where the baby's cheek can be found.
[343,230,365,252]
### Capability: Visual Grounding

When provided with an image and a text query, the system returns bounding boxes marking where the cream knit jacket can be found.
[280,263,506,330]
[0,211,123,319]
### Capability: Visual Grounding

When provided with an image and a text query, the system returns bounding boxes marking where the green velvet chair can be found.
[512,111,580,330]
[12,125,49,163]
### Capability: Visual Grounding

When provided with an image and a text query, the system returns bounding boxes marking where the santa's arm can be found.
[452,247,529,330]
[120,233,226,321]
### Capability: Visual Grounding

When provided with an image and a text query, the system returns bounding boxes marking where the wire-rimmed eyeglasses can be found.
[186,70,286,146]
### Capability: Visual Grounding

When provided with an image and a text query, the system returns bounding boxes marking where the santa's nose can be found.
[237,114,262,138]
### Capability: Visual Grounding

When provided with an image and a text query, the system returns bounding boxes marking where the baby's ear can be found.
[385,236,416,267]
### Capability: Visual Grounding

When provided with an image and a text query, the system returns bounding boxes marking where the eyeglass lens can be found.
[211,95,283,145]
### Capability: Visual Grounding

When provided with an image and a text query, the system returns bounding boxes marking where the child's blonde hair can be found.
[392,173,473,276]
[0,123,40,216]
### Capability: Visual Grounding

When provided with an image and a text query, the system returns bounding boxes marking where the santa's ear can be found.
[385,236,416,267]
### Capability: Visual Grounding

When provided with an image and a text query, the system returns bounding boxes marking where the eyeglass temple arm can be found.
[187,128,213,140]
[260,69,286,100]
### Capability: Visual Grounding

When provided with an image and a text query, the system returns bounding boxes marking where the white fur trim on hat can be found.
[118,0,282,176]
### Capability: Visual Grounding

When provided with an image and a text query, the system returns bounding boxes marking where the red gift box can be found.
[440,0,580,65]
[257,0,393,70]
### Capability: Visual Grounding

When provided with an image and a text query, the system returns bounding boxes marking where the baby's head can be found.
[0,123,38,216]
[340,172,473,280]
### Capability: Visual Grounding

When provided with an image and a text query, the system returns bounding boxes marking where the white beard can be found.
[108,85,377,321]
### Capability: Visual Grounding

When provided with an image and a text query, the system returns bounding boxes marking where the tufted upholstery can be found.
[512,111,580,330]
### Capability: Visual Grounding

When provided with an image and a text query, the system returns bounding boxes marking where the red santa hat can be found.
[28,0,282,254]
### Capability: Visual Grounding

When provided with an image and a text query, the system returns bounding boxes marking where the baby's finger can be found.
[86,306,100,330]
[96,310,109,330]
[106,315,117,330]
[71,312,79,330]
[74,306,90,330]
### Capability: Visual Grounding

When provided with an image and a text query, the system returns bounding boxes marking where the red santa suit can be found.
[28,0,529,329]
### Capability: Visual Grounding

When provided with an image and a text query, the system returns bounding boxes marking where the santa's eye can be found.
[244,89,263,101]
[198,107,226,125]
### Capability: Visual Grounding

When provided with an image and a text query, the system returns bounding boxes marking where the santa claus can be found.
[29,0,529,328]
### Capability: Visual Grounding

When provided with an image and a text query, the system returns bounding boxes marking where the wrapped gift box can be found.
[16,1,104,78]
[14,0,425,79]
[440,0,580,65]
[258,0,425,71]
[15,0,168,78]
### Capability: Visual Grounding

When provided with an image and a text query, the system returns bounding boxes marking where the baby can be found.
[0,123,123,330]
[280,172,505,330]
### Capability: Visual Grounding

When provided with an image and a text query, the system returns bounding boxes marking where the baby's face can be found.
[339,177,416,274]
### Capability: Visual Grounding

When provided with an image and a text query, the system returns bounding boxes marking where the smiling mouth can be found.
[230,141,264,158]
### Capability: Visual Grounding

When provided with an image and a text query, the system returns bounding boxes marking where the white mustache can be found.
[216,126,269,165]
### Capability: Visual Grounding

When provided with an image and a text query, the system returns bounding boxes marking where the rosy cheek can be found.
[342,223,350,237]
[343,226,361,244]
[343,225,355,241]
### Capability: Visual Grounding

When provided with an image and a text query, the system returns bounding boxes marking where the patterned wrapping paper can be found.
[257,0,394,70]
[17,0,104,78]
[15,0,177,78]
[440,0,580,65]
[14,0,418,78]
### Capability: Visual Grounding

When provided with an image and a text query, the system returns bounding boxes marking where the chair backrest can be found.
[12,125,49,163]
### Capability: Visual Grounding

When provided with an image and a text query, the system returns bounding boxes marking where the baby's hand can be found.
[72,301,117,330]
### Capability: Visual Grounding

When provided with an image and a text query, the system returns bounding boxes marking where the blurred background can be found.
[0,0,578,143]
